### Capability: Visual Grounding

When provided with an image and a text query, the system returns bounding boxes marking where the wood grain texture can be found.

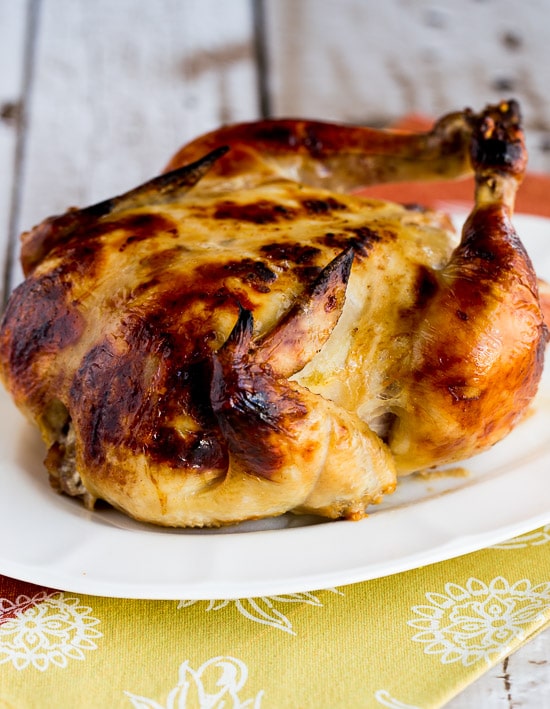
[0,0,29,304]
[447,627,550,708]
[264,0,550,172]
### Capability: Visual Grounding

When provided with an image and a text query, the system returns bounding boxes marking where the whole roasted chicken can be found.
[0,100,547,527]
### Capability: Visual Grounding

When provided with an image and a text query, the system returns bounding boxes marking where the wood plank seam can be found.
[252,0,271,118]
[3,0,40,306]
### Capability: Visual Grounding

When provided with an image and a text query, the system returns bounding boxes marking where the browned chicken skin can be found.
[0,100,547,526]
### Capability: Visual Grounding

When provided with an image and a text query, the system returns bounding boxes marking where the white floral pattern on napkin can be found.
[492,524,550,549]
[408,576,550,666]
[178,589,343,635]
[124,656,264,709]
[0,591,102,671]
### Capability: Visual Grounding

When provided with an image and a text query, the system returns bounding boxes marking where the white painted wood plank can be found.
[507,628,550,708]
[11,0,258,289]
[0,0,28,303]
[264,0,550,172]
[446,626,550,708]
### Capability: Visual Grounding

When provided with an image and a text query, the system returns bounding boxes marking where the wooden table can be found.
[1,2,549,706]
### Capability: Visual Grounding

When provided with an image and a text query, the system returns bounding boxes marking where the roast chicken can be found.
[0,100,547,527]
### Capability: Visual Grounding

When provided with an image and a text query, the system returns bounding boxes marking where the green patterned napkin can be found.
[1,524,549,708]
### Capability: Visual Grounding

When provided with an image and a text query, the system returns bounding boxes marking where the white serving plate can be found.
[0,213,548,600]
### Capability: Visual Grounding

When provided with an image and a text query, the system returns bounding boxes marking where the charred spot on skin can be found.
[144,296,234,362]
[132,277,161,298]
[149,425,228,472]
[465,244,497,262]
[71,335,228,472]
[3,274,84,380]
[154,255,261,350]
[294,265,323,282]
[219,427,285,479]
[22,202,177,275]
[456,309,469,321]
[302,125,325,158]
[42,235,106,284]
[251,123,298,148]
[471,136,524,172]
[138,262,255,348]
[325,294,338,313]
[214,200,297,224]
[301,197,346,215]
[119,228,179,253]
[197,257,276,294]
[33,213,176,280]
[414,265,439,310]
[98,213,177,246]
[119,235,140,252]
[214,383,308,479]
[260,241,321,266]
[319,225,389,258]
[70,340,143,464]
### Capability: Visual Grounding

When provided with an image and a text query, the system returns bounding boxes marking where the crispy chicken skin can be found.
[0,100,547,527]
